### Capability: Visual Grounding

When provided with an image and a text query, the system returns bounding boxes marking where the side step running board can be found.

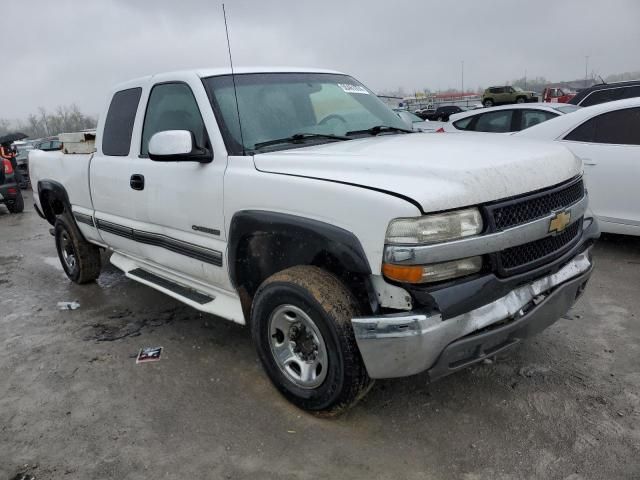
[128,268,215,305]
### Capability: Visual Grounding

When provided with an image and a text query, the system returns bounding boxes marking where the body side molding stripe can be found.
[95,219,223,266]
[73,212,95,227]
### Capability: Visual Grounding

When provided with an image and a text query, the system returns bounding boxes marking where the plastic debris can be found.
[136,346,163,364]
[57,301,80,310]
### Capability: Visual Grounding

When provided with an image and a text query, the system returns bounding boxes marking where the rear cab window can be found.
[102,88,142,156]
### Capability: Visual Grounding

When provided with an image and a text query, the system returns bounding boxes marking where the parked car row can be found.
[435,97,640,236]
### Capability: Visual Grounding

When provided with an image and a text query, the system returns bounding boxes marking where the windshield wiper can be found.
[253,133,350,150]
[346,125,414,136]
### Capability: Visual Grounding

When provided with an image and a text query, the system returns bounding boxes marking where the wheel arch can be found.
[228,210,375,319]
[38,180,71,225]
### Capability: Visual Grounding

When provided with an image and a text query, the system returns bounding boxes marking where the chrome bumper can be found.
[352,251,593,379]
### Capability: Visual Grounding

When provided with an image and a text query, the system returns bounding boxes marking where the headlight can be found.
[385,208,483,245]
[383,256,483,284]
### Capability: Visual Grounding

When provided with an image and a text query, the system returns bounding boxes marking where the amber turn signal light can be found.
[382,263,424,284]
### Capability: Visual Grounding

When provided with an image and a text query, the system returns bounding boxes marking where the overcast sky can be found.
[3,0,639,119]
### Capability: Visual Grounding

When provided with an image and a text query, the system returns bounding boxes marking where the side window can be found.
[565,107,640,145]
[453,116,474,130]
[520,110,557,130]
[620,85,640,100]
[580,88,617,107]
[564,117,597,142]
[474,110,514,133]
[592,107,640,145]
[141,83,208,156]
[102,87,142,156]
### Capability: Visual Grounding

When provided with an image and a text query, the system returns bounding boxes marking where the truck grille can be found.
[490,178,584,231]
[498,219,582,273]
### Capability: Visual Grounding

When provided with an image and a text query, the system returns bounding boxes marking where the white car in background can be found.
[517,97,640,236]
[441,103,581,134]
[394,109,445,132]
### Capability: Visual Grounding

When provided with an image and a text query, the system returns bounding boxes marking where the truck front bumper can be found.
[352,251,593,380]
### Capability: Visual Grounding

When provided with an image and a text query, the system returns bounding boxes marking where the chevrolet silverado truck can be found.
[29,67,599,414]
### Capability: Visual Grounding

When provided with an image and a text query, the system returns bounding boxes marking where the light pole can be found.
[461,60,464,96]
[585,56,589,87]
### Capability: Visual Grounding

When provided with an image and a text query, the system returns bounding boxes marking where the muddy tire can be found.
[54,212,101,284]
[251,265,373,415]
[7,191,24,213]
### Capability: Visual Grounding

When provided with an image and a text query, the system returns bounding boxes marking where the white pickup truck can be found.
[30,67,599,414]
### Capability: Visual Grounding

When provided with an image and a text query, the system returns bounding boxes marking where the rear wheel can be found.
[251,266,373,415]
[483,99,494,107]
[54,212,102,284]
[6,191,24,213]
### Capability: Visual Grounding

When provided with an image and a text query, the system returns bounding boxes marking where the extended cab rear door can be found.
[91,86,147,257]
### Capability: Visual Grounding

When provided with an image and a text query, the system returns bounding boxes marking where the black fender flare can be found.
[37,180,71,225]
[228,210,372,297]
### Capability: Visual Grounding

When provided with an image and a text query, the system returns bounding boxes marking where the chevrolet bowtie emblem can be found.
[549,211,571,234]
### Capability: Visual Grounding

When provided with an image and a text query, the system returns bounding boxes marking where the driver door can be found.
[132,81,228,288]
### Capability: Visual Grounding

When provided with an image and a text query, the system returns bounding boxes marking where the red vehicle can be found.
[543,87,576,103]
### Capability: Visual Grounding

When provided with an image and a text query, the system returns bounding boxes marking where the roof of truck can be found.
[112,67,346,91]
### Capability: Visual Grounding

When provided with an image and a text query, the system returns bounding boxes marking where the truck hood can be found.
[253,133,582,213]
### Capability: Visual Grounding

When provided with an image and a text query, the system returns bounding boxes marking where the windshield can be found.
[552,105,581,114]
[203,73,410,154]
[513,86,524,92]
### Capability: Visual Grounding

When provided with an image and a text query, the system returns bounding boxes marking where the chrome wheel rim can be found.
[268,304,328,389]
[60,231,77,271]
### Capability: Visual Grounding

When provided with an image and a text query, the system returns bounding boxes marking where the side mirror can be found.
[148,130,212,163]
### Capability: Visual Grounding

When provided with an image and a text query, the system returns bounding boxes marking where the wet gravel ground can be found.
[1,192,639,480]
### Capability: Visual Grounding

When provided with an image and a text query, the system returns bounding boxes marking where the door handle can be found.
[130,174,145,190]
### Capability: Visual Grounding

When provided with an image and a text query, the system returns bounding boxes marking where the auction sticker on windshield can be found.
[338,83,369,94]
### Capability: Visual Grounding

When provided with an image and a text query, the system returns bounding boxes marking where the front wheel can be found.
[251,266,373,415]
[516,97,526,104]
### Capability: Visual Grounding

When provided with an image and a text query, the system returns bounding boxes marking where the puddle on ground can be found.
[96,268,127,288]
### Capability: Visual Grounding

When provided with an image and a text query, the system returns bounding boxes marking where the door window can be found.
[453,116,474,130]
[564,107,640,145]
[141,83,208,156]
[102,88,142,156]
[520,110,557,130]
[474,110,514,132]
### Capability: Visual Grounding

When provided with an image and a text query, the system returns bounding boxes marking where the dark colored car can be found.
[0,157,25,213]
[417,105,464,121]
[569,80,640,107]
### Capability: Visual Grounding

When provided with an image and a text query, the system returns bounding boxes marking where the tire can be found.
[251,265,373,415]
[54,212,102,284]
[6,191,24,213]
[516,97,526,104]
[483,99,494,107]
[437,116,444,121]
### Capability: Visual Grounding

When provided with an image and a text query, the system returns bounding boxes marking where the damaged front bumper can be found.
[352,251,593,380]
